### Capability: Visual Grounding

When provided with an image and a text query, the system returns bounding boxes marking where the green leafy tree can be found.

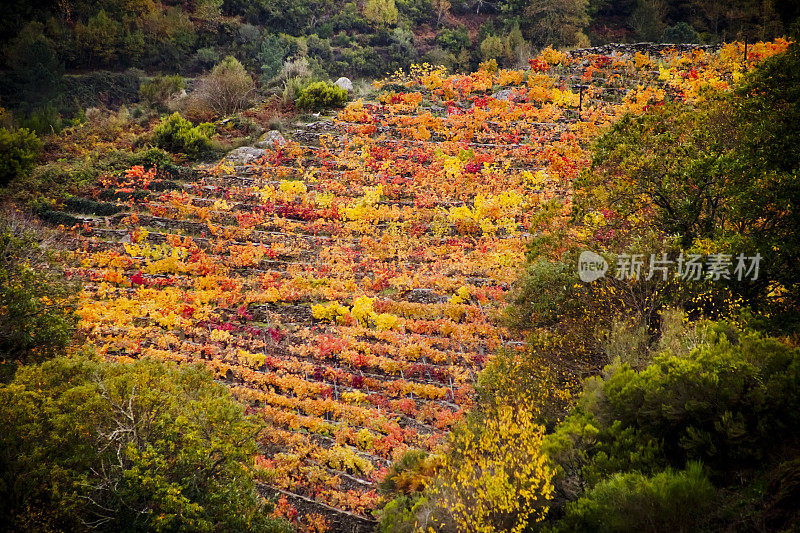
[436,26,470,53]
[661,21,702,43]
[524,0,589,48]
[75,10,123,67]
[258,34,287,83]
[0,355,293,532]
[480,35,504,60]
[576,43,800,325]
[0,128,41,187]
[0,214,74,381]
[628,0,665,42]
[3,22,63,111]
[364,0,399,26]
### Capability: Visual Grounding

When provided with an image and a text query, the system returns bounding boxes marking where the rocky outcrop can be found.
[224,146,266,165]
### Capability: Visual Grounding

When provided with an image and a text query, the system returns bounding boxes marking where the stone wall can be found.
[566,42,724,58]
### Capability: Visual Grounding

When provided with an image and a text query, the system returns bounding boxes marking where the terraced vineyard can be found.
[52,40,788,530]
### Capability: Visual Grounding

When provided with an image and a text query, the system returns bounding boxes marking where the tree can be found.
[543,321,800,529]
[0,355,293,532]
[0,128,41,187]
[195,0,224,26]
[3,22,63,111]
[432,0,450,25]
[364,0,399,27]
[576,43,800,324]
[194,56,255,117]
[434,405,554,532]
[628,0,666,41]
[75,10,122,67]
[0,212,73,381]
[258,34,287,83]
[480,35,505,60]
[661,21,702,43]
[524,0,590,48]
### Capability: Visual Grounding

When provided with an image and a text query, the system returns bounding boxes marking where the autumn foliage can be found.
[42,39,792,529]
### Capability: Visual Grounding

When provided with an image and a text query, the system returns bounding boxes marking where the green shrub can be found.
[35,209,82,227]
[558,463,715,532]
[282,76,310,106]
[295,81,348,111]
[152,112,214,158]
[0,214,76,378]
[62,197,122,216]
[544,322,800,493]
[0,128,41,187]
[139,74,185,108]
[661,22,702,44]
[437,26,471,53]
[0,355,293,532]
[127,146,181,177]
[479,35,504,60]
[16,105,64,135]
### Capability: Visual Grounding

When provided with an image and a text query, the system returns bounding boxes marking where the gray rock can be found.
[492,89,514,101]
[406,288,448,304]
[335,77,353,92]
[225,146,266,165]
[255,130,286,148]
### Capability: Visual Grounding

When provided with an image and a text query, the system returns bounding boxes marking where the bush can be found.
[282,76,310,106]
[0,355,293,532]
[480,35,504,60]
[193,56,254,117]
[540,320,800,529]
[558,463,715,532]
[15,105,64,135]
[661,22,702,43]
[437,26,471,53]
[295,81,348,111]
[0,213,76,378]
[152,112,214,158]
[139,74,185,108]
[0,128,41,187]
[545,322,800,492]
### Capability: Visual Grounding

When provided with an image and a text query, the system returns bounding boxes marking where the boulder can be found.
[335,77,353,92]
[225,146,266,165]
[492,89,514,101]
[255,130,286,148]
[405,288,448,304]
